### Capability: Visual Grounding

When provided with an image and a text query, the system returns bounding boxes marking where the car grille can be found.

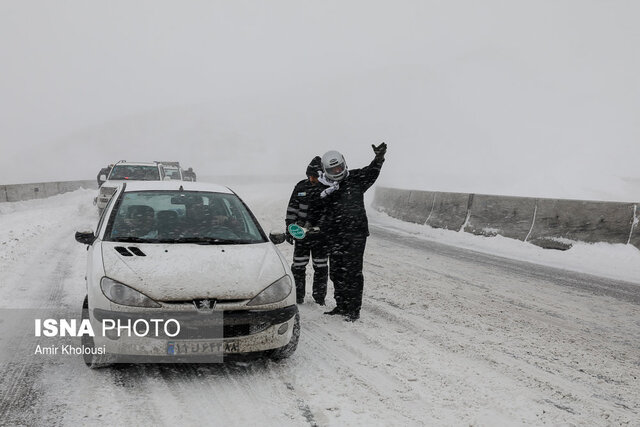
[175,322,268,339]
[161,299,247,307]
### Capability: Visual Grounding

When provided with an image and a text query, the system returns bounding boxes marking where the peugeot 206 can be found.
[75,181,298,368]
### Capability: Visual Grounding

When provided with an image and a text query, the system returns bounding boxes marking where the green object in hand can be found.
[288,223,306,240]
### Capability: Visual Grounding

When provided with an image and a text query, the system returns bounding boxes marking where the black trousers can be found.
[329,236,367,315]
[291,236,328,301]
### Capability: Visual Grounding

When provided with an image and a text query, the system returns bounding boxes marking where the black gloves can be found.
[285,232,294,245]
[372,142,387,161]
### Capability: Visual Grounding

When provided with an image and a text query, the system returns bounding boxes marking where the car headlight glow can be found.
[100,277,161,308]
[247,276,292,306]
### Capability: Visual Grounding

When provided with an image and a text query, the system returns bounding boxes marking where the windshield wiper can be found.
[110,237,154,243]
[170,237,239,245]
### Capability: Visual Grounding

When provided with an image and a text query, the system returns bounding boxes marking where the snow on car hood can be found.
[101,241,287,301]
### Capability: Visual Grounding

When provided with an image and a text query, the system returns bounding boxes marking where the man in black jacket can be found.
[183,167,197,182]
[320,143,387,321]
[97,164,113,187]
[285,156,329,305]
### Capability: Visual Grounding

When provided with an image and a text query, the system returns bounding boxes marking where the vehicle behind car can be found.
[162,165,183,181]
[94,161,165,216]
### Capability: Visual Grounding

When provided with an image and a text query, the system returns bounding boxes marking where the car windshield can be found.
[105,191,266,244]
[109,165,160,181]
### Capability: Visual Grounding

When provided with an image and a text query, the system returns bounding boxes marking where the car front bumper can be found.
[89,305,298,360]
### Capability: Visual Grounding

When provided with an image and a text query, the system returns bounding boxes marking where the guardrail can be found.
[373,187,640,250]
[0,180,97,203]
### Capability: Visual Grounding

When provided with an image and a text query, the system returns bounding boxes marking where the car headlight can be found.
[247,276,292,306]
[100,277,161,308]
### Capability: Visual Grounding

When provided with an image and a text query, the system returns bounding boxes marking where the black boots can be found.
[323,306,346,315]
[323,306,359,321]
[344,312,360,322]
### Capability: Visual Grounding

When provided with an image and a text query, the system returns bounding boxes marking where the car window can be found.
[108,165,161,181]
[105,191,266,244]
[165,168,182,180]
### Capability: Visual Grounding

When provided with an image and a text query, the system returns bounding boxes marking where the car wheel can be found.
[268,313,300,360]
[81,296,111,369]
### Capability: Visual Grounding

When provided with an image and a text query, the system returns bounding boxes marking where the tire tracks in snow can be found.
[294,310,427,425]
[362,226,640,424]
[0,193,96,424]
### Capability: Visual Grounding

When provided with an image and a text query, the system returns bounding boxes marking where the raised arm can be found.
[359,142,387,191]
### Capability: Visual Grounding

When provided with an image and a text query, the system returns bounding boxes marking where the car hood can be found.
[101,241,286,301]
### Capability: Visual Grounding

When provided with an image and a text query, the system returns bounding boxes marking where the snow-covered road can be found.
[0,183,638,426]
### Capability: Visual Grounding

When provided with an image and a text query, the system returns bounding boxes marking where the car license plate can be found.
[167,340,239,355]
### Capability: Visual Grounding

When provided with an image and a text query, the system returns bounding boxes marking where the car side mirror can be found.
[75,230,96,245]
[99,174,107,182]
[269,231,286,245]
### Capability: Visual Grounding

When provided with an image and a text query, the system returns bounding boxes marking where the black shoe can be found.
[314,298,325,306]
[344,312,360,322]
[323,307,345,315]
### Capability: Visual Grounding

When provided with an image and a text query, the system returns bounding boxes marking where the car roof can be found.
[122,180,234,194]
[114,161,159,167]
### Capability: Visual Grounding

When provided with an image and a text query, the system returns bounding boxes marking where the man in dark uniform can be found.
[184,167,197,182]
[285,156,329,305]
[97,164,113,187]
[320,143,387,321]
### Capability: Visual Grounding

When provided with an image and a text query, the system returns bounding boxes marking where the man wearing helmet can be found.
[285,156,329,305]
[319,142,387,321]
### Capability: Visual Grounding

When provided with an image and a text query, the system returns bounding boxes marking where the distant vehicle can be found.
[162,165,184,181]
[155,161,187,181]
[75,180,298,367]
[155,161,180,167]
[94,161,165,216]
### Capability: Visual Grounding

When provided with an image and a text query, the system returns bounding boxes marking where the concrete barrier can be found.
[403,190,436,224]
[43,182,60,198]
[629,205,640,250]
[5,184,39,202]
[57,180,96,194]
[389,189,413,220]
[1,180,97,203]
[527,198,635,248]
[426,192,471,231]
[465,194,536,241]
[373,186,640,251]
[372,187,412,220]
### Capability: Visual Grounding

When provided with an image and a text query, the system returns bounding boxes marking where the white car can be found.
[76,181,298,367]
[95,161,165,216]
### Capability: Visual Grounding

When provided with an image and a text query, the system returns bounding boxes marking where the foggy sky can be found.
[1,1,639,200]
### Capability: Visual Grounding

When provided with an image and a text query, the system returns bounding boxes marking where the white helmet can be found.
[321,150,348,182]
